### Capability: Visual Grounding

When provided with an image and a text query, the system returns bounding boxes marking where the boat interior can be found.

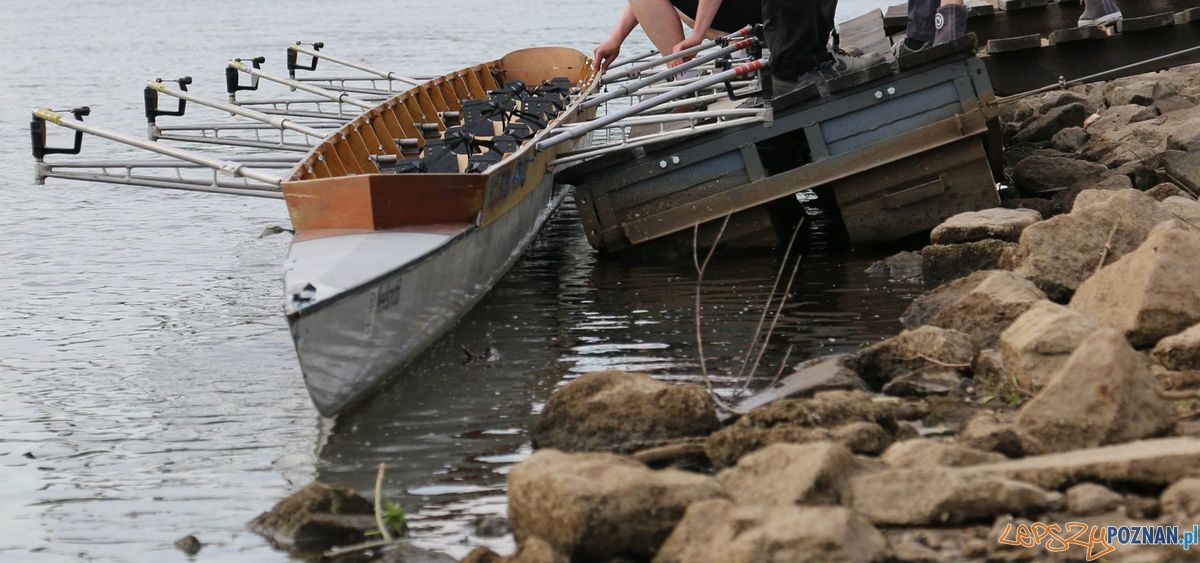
[283,47,593,235]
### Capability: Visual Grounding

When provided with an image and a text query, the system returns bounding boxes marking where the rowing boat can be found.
[281,48,596,415]
[29,33,769,417]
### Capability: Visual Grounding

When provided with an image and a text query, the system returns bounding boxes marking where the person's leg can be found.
[629,0,688,56]
[762,0,829,83]
[933,0,966,46]
[1079,0,1122,27]
[904,0,938,49]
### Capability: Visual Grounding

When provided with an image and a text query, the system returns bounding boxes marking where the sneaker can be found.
[1078,0,1122,27]
[893,37,930,59]
[829,48,887,75]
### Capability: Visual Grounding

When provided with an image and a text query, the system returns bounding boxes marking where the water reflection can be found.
[319,200,921,558]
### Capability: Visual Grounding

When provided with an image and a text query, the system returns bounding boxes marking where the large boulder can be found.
[1012,91,1095,125]
[864,250,922,282]
[1063,483,1123,516]
[847,326,976,390]
[957,412,1042,458]
[1146,183,1189,202]
[967,437,1200,490]
[530,371,719,453]
[716,442,864,506]
[846,467,1056,525]
[1013,103,1089,143]
[1052,174,1133,214]
[881,439,1006,468]
[1050,126,1088,154]
[249,481,377,552]
[930,208,1043,245]
[506,450,726,562]
[901,271,994,329]
[1013,329,1175,453]
[1016,189,1170,300]
[1161,478,1200,519]
[1070,221,1200,347]
[921,240,1018,285]
[704,391,899,468]
[653,500,887,563]
[1152,323,1200,371]
[999,301,1100,391]
[1161,195,1200,225]
[927,270,1047,348]
[1011,155,1107,196]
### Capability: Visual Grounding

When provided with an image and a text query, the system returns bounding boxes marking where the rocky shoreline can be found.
[248,64,1200,562]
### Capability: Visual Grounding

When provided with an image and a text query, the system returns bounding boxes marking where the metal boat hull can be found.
[287,178,564,416]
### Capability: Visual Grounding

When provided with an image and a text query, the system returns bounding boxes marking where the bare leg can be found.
[676,10,728,39]
[629,0,688,55]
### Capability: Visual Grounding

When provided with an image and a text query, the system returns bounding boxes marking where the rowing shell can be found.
[282,47,596,416]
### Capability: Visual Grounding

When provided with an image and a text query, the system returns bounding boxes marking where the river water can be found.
[0,1,908,560]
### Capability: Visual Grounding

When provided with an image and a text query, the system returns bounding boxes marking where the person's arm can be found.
[594,5,639,72]
[668,0,722,65]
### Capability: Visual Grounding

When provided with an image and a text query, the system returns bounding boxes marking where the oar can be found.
[602,25,758,83]
[288,42,421,86]
[227,59,375,110]
[584,38,757,110]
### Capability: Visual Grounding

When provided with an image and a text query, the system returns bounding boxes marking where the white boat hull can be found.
[287,178,564,416]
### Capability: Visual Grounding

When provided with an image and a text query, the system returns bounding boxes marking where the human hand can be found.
[593,38,622,73]
[667,35,703,68]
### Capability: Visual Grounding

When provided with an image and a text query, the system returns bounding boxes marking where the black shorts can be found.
[669,0,763,34]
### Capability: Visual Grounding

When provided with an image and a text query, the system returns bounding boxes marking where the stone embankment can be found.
[252,65,1200,562]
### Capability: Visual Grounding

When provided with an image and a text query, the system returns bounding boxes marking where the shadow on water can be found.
[317,195,925,557]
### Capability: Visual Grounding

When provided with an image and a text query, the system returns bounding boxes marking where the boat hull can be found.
[287,177,564,416]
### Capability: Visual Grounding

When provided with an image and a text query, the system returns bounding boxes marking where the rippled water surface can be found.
[1,1,902,560]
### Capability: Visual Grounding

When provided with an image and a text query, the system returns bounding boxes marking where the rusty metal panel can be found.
[832,138,998,242]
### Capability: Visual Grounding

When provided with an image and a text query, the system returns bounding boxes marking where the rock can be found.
[378,544,458,563]
[506,538,568,563]
[704,391,900,467]
[1052,174,1133,214]
[1115,156,1169,190]
[901,271,993,329]
[472,515,509,538]
[881,369,964,397]
[1064,483,1123,516]
[630,440,709,470]
[971,348,1008,396]
[174,535,201,556]
[1013,91,1095,125]
[928,270,1047,348]
[921,240,1018,285]
[716,441,863,506]
[848,326,976,390]
[1164,150,1200,194]
[966,437,1200,490]
[1161,195,1200,225]
[1014,329,1175,453]
[1002,197,1061,219]
[998,301,1100,391]
[1103,81,1155,107]
[832,421,895,455]
[249,481,377,552]
[1155,95,1197,116]
[735,354,867,412]
[881,439,1006,468]
[506,450,725,562]
[930,208,1043,245]
[958,412,1041,458]
[1161,478,1200,518]
[864,250,922,282]
[1085,104,1158,135]
[1017,189,1170,300]
[846,467,1056,525]
[1147,182,1190,202]
[1049,126,1088,154]
[1153,324,1200,372]
[530,371,718,453]
[653,500,887,563]
[459,547,503,563]
[1012,155,1107,197]
[1070,221,1200,347]
[1013,103,1089,143]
